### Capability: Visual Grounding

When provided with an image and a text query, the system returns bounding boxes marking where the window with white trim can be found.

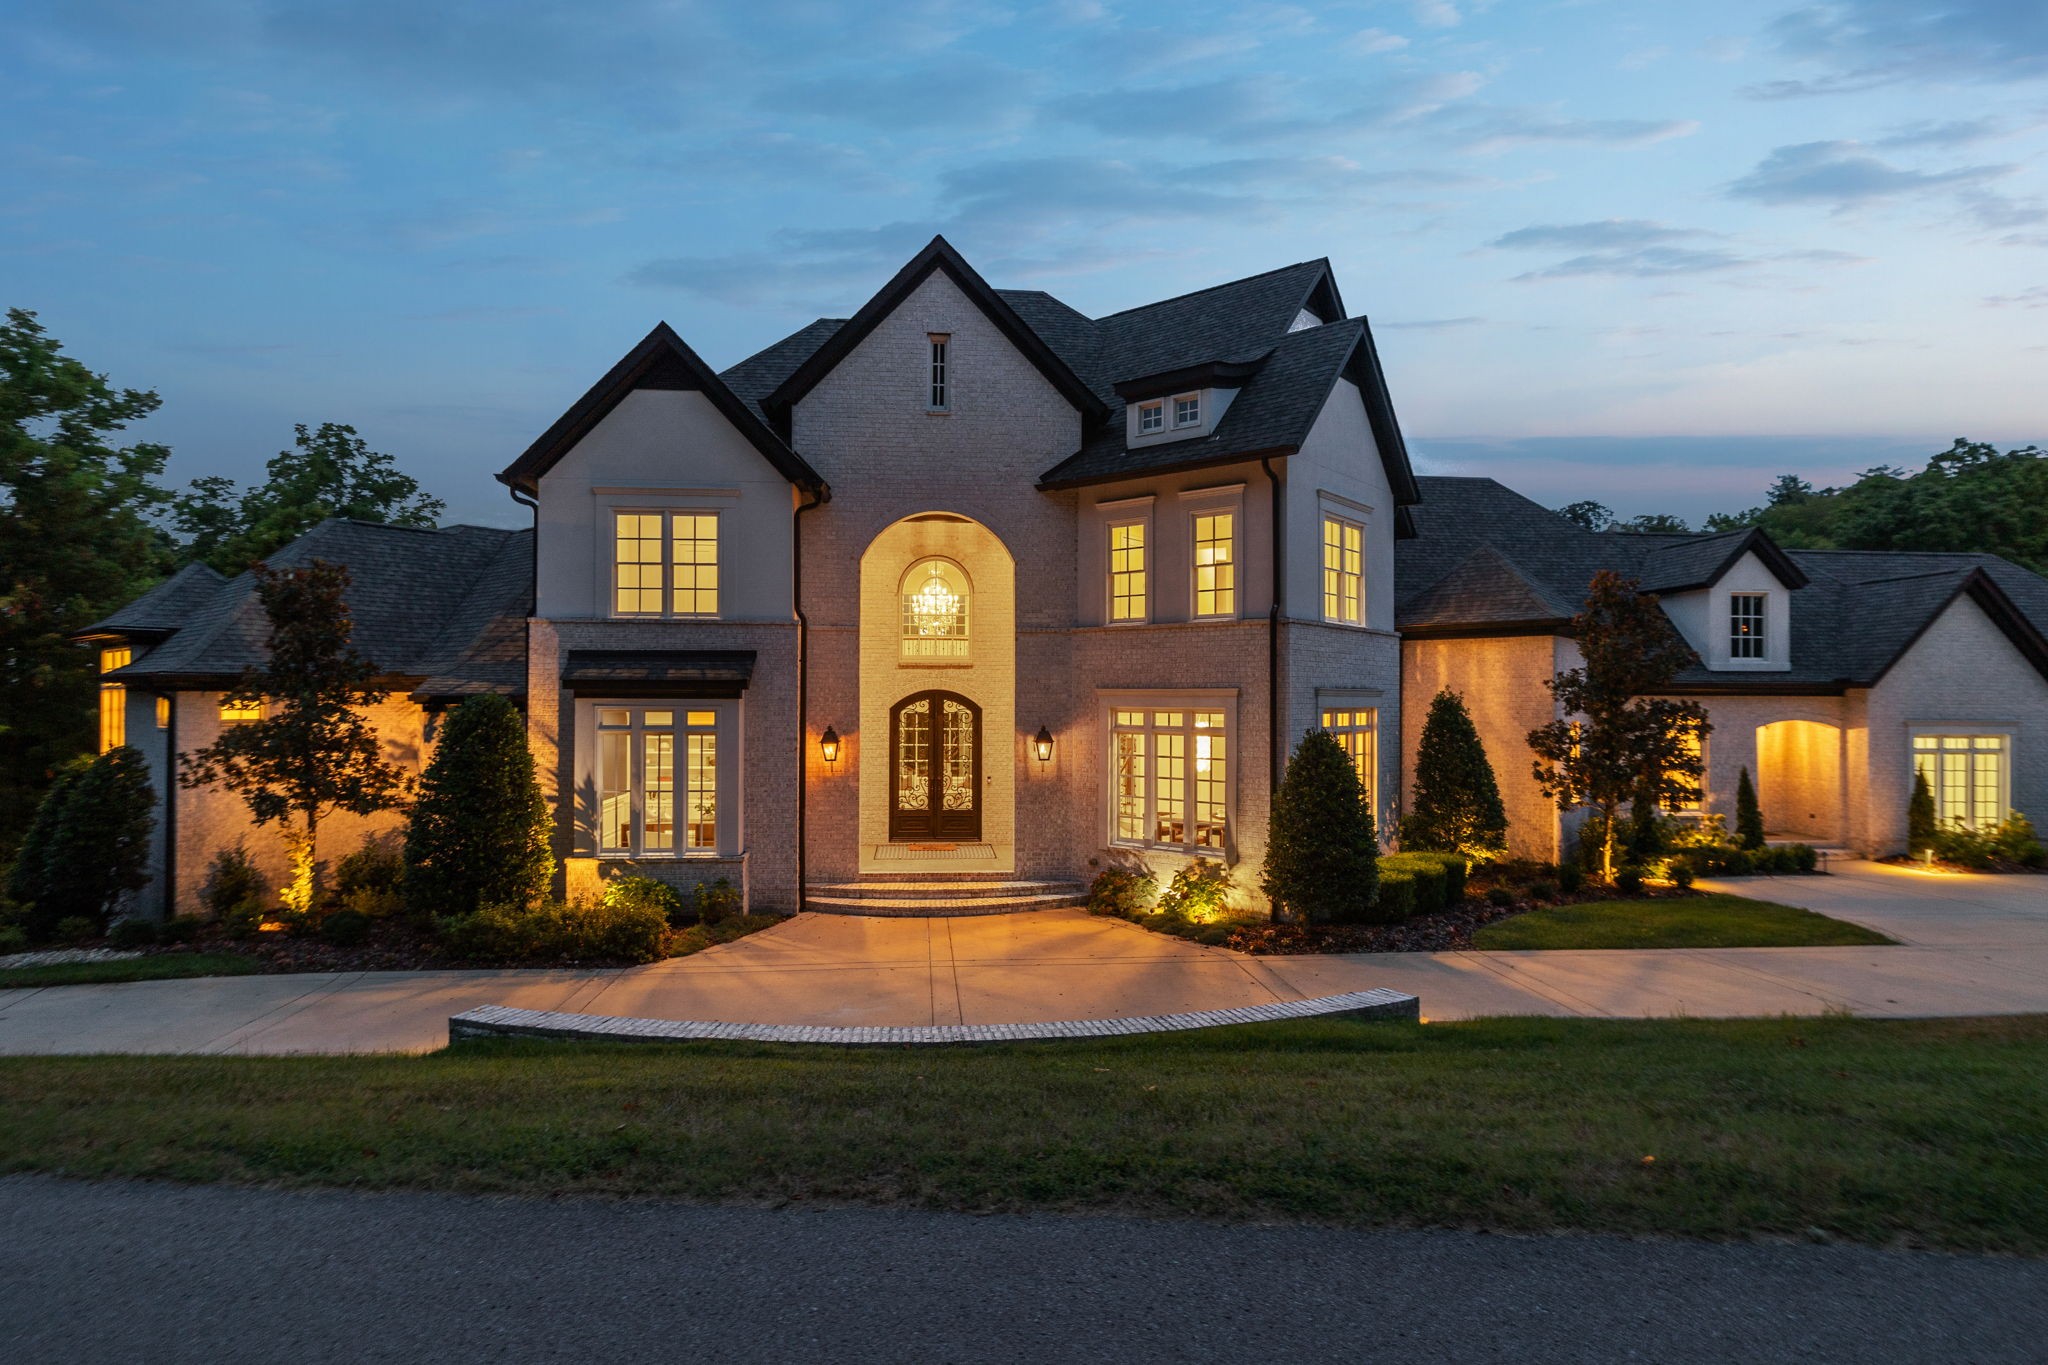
[1192,511,1235,618]
[1137,400,1164,434]
[901,558,970,660]
[1112,708,1229,852]
[614,511,719,618]
[928,334,949,411]
[1320,708,1377,815]
[1913,733,2008,831]
[1321,515,1363,625]
[1730,592,1766,659]
[1173,393,1201,428]
[98,647,130,753]
[597,706,722,855]
[1107,520,1148,622]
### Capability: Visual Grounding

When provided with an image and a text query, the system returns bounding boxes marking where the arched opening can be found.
[1755,719,1845,843]
[898,557,971,659]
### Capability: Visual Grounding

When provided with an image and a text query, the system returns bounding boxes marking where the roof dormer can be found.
[1114,356,1264,449]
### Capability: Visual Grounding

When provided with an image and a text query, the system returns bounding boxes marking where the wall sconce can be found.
[819,726,841,769]
[1033,725,1055,765]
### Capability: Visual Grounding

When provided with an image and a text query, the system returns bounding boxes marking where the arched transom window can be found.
[900,558,970,659]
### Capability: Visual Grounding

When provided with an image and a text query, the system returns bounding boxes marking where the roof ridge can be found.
[1094,258,1328,321]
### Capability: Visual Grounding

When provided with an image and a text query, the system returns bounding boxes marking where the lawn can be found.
[0,952,260,989]
[1472,894,1894,950]
[1,1014,2042,1252]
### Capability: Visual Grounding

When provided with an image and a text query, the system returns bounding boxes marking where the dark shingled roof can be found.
[96,521,533,698]
[75,562,226,640]
[1396,476,2048,690]
[720,317,846,422]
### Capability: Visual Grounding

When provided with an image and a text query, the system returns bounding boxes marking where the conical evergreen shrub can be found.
[1262,729,1378,923]
[1735,766,1766,850]
[405,694,555,917]
[1908,770,1937,855]
[1399,689,1508,856]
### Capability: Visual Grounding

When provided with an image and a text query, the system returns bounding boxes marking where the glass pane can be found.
[1114,710,1145,727]
[897,699,930,812]
[99,685,125,754]
[598,708,630,727]
[599,731,631,852]
[1194,512,1235,616]
[643,733,674,851]
[614,512,665,614]
[1194,728,1226,849]
[687,733,717,849]
[643,710,674,727]
[1152,712,1181,727]
[941,699,975,812]
[1154,731,1185,845]
[686,710,717,727]
[671,513,719,615]
[1115,731,1147,841]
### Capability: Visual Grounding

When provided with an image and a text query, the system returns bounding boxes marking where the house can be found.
[75,237,2048,917]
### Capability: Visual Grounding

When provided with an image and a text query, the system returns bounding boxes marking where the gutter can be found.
[506,483,549,887]
[161,691,177,920]
[1261,454,1285,923]
[793,484,828,911]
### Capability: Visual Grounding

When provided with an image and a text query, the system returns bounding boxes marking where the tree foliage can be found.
[179,560,408,911]
[0,308,174,856]
[1550,501,1692,534]
[1262,729,1379,923]
[1908,771,1938,855]
[7,746,155,937]
[173,422,444,575]
[405,693,555,917]
[1527,571,1710,879]
[1400,689,1508,857]
[1735,767,1766,850]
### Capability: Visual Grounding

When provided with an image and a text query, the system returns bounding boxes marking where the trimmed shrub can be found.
[107,919,159,950]
[1527,878,1558,901]
[1378,853,1446,915]
[1931,814,2047,870]
[1670,861,1697,890]
[1908,772,1938,855]
[1556,864,1583,895]
[693,877,742,926]
[1399,689,1508,857]
[1087,865,1157,919]
[202,847,269,921]
[1613,864,1646,896]
[1485,885,1517,908]
[1735,767,1766,851]
[436,897,668,965]
[1375,870,1417,922]
[5,761,85,914]
[405,694,554,918]
[1156,859,1234,921]
[321,908,372,947]
[603,875,689,926]
[1385,850,1468,905]
[53,916,98,945]
[160,916,204,945]
[10,748,156,939]
[1263,730,1377,923]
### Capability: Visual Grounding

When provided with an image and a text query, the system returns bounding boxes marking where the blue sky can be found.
[5,0,2045,527]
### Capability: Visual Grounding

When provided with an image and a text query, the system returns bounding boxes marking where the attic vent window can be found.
[928,334,949,412]
[1173,394,1201,428]
[1138,400,1164,434]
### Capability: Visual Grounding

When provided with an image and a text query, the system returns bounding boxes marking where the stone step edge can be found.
[804,892,1083,906]
[802,902,1082,918]
[450,989,1420,1049]
[809,881,1085,895]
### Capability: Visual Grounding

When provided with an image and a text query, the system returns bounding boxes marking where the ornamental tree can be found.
[404,693,555,917]
[7,746,155,937]
[1399,688,1507,857]
[1262,728,1378,923]
[1527,570,1710,881]
[1908,770,1938,855]
[180,560,408,913]
[1735,766,1766,850]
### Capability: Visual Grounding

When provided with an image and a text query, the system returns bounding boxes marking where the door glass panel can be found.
[941,699,975,812]
[897,699,931,812]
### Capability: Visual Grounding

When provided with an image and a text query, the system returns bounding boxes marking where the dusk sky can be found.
[6,0,2045,528]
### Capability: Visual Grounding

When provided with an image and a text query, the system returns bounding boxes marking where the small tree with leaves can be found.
[7,746,155,938]
[1528,570,1710,881]
[1400,689,1507,857]
[1263,729,1378,923]
[180,560,408,914]
[1735,766,1766,850]
[1908,770,1938,855]
[405,693,555,917]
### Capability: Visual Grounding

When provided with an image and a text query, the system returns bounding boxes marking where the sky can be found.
[4,0,2045,529]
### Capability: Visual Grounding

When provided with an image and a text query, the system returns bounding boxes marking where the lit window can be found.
[928,334,949,411]
[219,698,264,723]
[1321,708,1377,814]
[1173,393,1201,427]
[613,511,719,618]
[1667,726,1704,812]
[1730,593,1766,659]
[901,558,970,659]
[1137,401,1164,434]
[1111,707,1230,852]
[155,695,171,730]
[1192,512,1235,618]
[1913,734,2008,831]
[1108,521,1147,622]
[597,705,722,855]
[1321,515,1363,625]
[98,647,130,753]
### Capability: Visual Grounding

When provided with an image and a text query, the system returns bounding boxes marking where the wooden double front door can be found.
[889,689,981,841]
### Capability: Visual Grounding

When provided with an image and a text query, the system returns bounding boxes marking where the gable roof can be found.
[499,322,824,497]
[74,561,227,642]
[760,235,1109,428]
[1636,527,1809,593]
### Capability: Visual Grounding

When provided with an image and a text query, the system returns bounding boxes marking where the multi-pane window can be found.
[1111,708,1229,852]
[1108,521,1148,622]
[598,706,720,855]
[98,647,130,753]
[928,334,950,411]
[1730,593,1766,659]
[1913,734,2008,831]
[219,698,264,723]
[1192,512,1235,617]
[1173,393,1201,427]
[155,695,172,730]
[901,558,970,659]
[1138,400,1164,434]
[1321,708,1377,814]
[1321,515,1363,624]
[613,511,719,618]
[1667,725,1704,812]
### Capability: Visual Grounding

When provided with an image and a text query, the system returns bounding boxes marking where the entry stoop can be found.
[805,874,1090,917]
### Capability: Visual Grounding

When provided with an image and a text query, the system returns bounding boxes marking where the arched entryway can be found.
[889,690,982,841]
[1755,719,1846,843]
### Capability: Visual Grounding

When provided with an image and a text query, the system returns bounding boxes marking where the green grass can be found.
[1472,894,1895,950]
[1,1015,2043,1252]
[0,952,259,989]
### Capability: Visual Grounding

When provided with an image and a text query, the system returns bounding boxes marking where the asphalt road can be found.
[1,1175,2040,1364]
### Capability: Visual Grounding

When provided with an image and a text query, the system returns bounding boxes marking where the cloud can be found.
[1347,28,1410,54]
[1755,0,2048,95]
[765,59,1039,133]
[1726,140,2012,208]
[1874,117,2011,148]
[1050,70,1486,144]
[1512,246,1754,280]
[1984,285,2048,307]
[1436,108,1700,154]
[1414,0,1460,28]
[1379,316,1484,329]
[1488,220,1709,251]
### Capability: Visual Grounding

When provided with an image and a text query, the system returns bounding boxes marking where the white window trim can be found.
[584,699,742,858]
[1729,591,1767,661]
[1137,399,1165,434]
[1316,696,1381,833]
[1100,689,1240,858]
[1104,515,1151,625]
[1320,511,1366,627]
[1171,391,1202,428]
[1183,488,1245,621]
[1909,725,2014,831]
[607,507,723,621]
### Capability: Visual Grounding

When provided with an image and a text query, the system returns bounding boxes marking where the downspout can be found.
[507,483,548,886]
[794,484,827,911]
[161,692,177,920]
[1261,454,1285,922]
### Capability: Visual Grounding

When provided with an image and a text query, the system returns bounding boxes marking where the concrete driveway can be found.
[1,861,2042,1054]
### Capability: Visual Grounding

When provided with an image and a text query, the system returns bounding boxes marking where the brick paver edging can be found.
[447,989,1419,1048]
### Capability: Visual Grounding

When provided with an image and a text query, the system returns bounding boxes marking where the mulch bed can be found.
[1213,884,1736,955]
[146,921,461,974]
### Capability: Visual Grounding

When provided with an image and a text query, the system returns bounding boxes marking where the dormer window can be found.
[1138,400,1164,434]
[927,334,949,411]
[1173,394,1201,428]
[1730,593,1766,659]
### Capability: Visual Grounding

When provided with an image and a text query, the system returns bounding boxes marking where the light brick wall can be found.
[1281,620,1402,838]
[1400,635,1567,862]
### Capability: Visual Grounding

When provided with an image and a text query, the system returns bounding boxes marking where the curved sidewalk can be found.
[1,862,2042,1055]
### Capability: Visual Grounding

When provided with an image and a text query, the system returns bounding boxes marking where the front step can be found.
[805,877,1088,917]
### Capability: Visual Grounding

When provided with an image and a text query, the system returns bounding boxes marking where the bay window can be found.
[596,705,725,855]
[1912,733,2009,831]
[1111,705,1231,853]
[1320,707,1377,813]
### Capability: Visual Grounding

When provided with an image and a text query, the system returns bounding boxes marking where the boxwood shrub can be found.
[1377,854,1446,915]
[1374,870,1417,923]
